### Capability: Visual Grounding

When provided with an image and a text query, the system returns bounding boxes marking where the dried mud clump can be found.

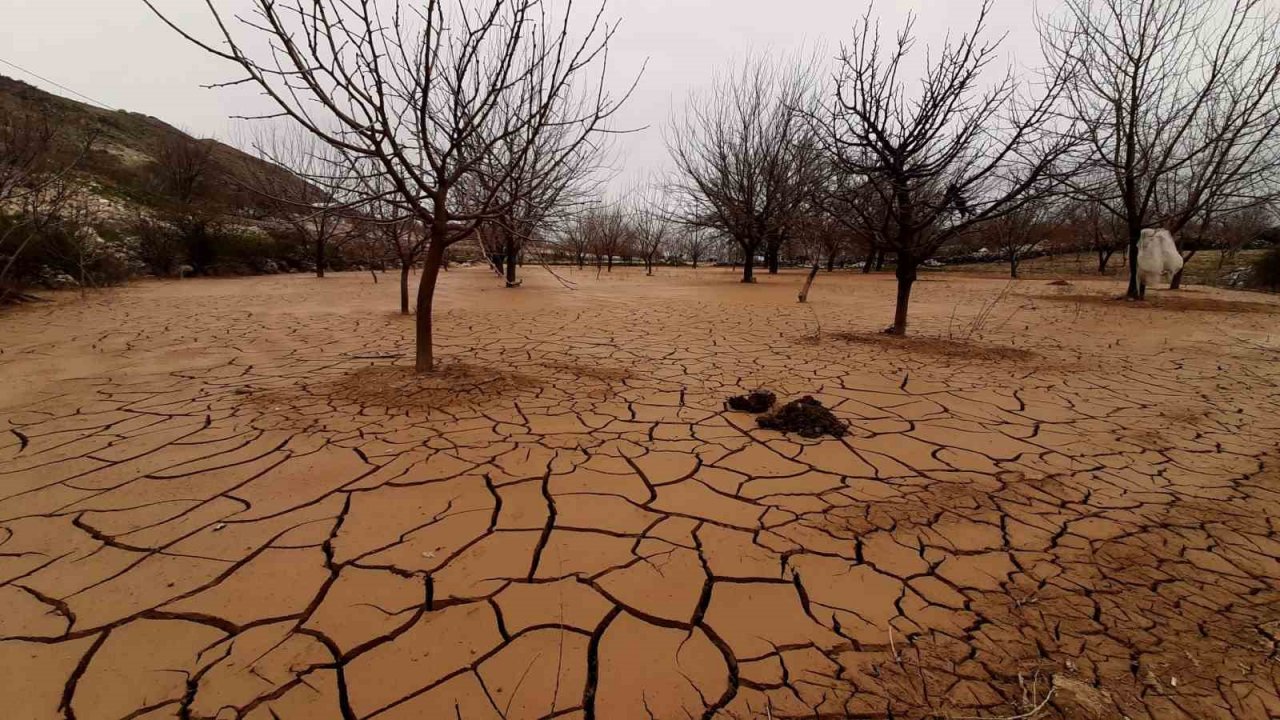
[726,389,777,413]
[1048,279,1072,286]
[757,395,848,438]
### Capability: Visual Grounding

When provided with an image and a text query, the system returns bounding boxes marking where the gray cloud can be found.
[1,0,1054,193]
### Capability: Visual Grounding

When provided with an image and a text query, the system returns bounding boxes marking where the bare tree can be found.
[667,56,822,283]
[463,93,607,288]
[154,132,215,205]
[241,127,354,278]
[1,115,60,297]
[984,201,1056,278]
[626,185,672,275]
[0,114,94,301]
[341,162,430,313]
[812,2,1076,334]
[1178,202,1279,285]
[145,0,633,371]
[815,171,886,276]
[340,218,387,282]
[44,192,106,295]
[0,177,84,301]
[1154,150,1280,288]
[791,210,849,302]
[1064,198,1127,274]
[380,215,427,315]
[793,211,849,272]
[0,114,58,205]
[1217,204,1277,265]
[677,227,714,269]
[1043,0,1280,296]
[584,205,629,272]
[560,214,595,269]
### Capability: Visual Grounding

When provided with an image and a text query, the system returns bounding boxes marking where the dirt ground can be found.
[2,266,1279,720]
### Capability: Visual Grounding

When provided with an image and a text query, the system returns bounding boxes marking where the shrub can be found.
[0,210,135,290]
[1248,247,1280,292]
[131,215,185,276]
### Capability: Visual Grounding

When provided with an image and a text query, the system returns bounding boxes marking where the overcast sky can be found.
[2,0,1054,192]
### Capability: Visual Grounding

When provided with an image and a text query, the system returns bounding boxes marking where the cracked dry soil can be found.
[2,268,1279,720]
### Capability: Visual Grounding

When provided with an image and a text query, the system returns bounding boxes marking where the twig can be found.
[948,686,1056,720]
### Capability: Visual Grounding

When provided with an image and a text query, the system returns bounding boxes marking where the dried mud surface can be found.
[2,269,1279,720]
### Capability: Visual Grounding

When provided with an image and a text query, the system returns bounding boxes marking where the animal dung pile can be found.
[726,389,777,413]
[728,390,848,439]
[757,396,849,438]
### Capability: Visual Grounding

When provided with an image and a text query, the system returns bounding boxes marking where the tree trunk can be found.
[645,257,654,276]
[1010,255,1019,279]
[1170,249,1196,289]
[741,245,756,283]
[607,254,613,272]
[312,235,327,280]
[505,239,518,287]
[826,254,836,272]
[692,257,699,270]
[577,253,585,269]
[1097,248,1113,274]
[862,253,874,273]
[415,241,446,372]
[875,250,886,271]
[888,255,917,335]
[1125,228,1141,299]
[799,262,820,303]
[399,263,411,315]
[766,245,780,275]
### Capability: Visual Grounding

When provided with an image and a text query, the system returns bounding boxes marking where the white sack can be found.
[1137,228,1184,286]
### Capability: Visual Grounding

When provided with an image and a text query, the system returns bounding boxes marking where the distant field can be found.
[938,248,1268,287]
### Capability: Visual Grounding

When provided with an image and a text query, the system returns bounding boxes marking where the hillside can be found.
[0,74,295,218]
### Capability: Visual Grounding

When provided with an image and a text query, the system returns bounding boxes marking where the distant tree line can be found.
[8,0,1266,367]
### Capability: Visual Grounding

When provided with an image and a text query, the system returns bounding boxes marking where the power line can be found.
[0,56,118,111]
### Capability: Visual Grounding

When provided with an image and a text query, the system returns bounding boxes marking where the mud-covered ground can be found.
[2,267,1278,720]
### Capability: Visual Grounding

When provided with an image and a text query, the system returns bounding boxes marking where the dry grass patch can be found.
[1041,292,1280,314]
[831,332,1041,363]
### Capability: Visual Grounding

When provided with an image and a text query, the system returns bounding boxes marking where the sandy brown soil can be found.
[2,267,1279,720]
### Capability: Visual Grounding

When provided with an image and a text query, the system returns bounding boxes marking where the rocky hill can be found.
[0,74,295,220]
[0,76,354,291]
